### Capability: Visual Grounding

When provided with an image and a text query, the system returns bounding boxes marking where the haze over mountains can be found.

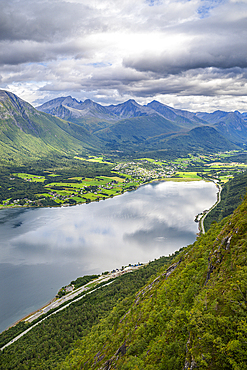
[37,95,247,154]
[37,95,247,147]
[38,95,247,130]
[1,89,247,165]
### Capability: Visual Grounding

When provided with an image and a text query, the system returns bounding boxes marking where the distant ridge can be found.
[37,96,247,147]
[0,89,245,164]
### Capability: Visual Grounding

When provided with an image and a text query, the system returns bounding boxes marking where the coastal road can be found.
[200,181,222,234]
[1,266,141,351]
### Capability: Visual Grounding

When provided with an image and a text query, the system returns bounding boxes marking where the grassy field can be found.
[1,150,247,209]
[14,173,46,182]
[175,171,202,180]
[74,155,112,164]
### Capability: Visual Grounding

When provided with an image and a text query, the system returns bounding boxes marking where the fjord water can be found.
[0,181,217,332]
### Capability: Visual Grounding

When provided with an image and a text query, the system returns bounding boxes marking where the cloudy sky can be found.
[0,0,247,111]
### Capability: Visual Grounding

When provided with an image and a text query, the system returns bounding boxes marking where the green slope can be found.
[59,195,247,369]
[0,180,247,369]
[0,256,178,369]
[94,114,182,150]
[0,90,100,165]
[204,170,247,231]
[163,126,237,153]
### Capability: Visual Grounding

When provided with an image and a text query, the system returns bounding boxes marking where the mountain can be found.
[37,97,118,132]
[94,114,183,150]
[196,109,229,124]
[38,97,204,130]
[164,125,237,152]
[241,112,247,121]
[107,99,156,118]
[0,90,100,164]
[58,179,247,369]
[147,100,205,128]
[213,112,247,145]
[38,96,117,120]
[37,95,247,151]
[37,96,238,154]
[142,125,237,155]
[1,90,245,164]
[195,110,247,145]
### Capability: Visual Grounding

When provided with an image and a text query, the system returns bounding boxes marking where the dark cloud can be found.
[123,1,247,75]
[123,37,247,75]
[0,0,102,43]
[0,39,95,66]
[0,0,247,111]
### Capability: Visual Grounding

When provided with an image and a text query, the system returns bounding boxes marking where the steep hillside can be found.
[204,170,247,231]
[0,90,100,164]
[59,194,247,370]
[0,255,178,369]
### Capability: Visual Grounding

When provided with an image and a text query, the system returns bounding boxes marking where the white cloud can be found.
[0,0,247,111]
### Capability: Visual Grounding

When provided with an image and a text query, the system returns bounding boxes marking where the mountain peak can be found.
[83,99,94,105]
[125,99,138,104]
[0,89,35,115]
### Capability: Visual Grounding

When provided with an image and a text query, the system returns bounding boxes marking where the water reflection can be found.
[0,181,217,332]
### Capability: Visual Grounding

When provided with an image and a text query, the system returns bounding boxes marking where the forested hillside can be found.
[1,185,246,369]
[0,255,177,369]
[204,170,247,231]
[58,195,247,369]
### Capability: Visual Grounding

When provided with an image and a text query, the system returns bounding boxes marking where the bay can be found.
[0,180,217,332]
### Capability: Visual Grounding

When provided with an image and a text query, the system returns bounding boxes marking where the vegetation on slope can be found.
[0,255,177,369]
[58,196,247,370]
[0,90,244,165]
[204,170,247,231]
[0,90,100,165]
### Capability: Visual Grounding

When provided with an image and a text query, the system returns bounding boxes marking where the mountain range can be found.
[1,89,247,165]
[37,96,247,150]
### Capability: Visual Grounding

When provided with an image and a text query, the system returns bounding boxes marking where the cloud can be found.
[0,0,247,111]
[0,0,103,43]
[123,2,247,74]
[0,39,95,66]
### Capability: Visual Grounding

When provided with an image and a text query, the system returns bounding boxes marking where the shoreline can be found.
[0,265,145,350]
[198,180,222,234]
[0,178,218,336]
[0,176,208,211]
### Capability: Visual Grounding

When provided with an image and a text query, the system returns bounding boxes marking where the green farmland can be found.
[1,150,247,209]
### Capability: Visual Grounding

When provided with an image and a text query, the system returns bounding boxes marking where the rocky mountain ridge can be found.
[38,95,247,147]
[0,89,246,164]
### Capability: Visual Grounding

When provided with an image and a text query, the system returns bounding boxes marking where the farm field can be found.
[0,150,246,209]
